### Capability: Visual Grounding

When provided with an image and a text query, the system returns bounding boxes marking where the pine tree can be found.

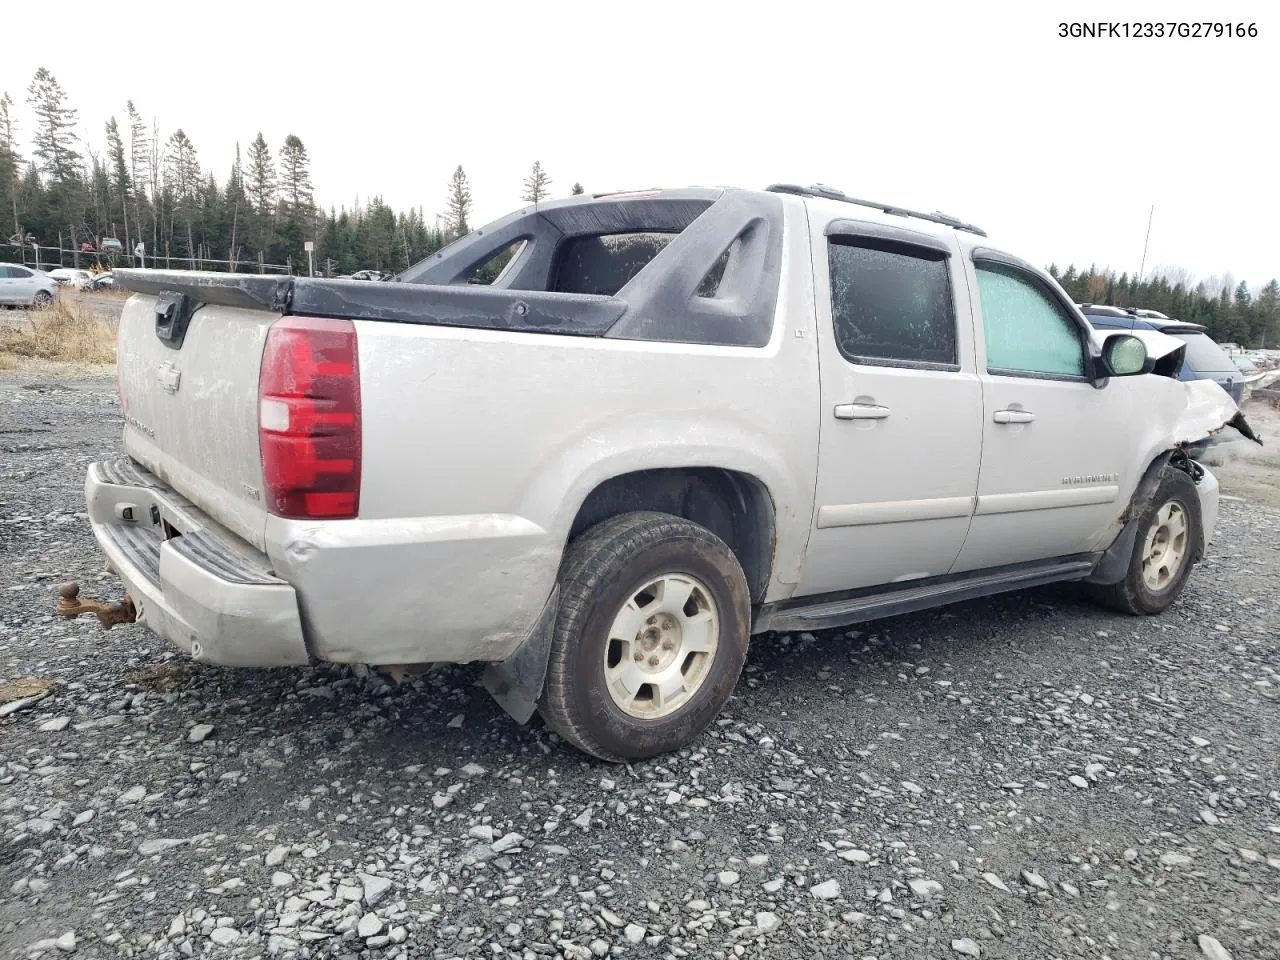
[104,117,131,252]
[278,135,314,217]
[276,135,314,265]
[1256,279,1280,347]
[88,153,112,247]
[445,165,472,239]
[246,133,276,255]
[26,68,82,183]
[126,101,149,195]
[164,130,200,202]
[522,160,552,205]
[226,144,246,268]
[246,133,276,215]
[124,101,150,258]
[164,130,200,261]
[0,91,19,239]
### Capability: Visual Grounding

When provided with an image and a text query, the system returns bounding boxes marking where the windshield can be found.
[1174,332,1236,373]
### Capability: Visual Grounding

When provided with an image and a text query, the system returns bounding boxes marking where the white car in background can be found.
[0,264,59,307]
[46,268,93,289]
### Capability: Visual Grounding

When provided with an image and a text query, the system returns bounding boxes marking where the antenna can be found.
[1138,205,1154,280]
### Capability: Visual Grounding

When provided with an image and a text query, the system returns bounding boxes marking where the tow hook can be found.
[56,581,137,629]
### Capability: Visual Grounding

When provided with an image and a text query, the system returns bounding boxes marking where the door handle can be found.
[993,409,1035,424]
[834,403,891,420]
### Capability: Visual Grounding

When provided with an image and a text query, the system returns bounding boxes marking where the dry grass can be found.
[0,676,56,703]
[0,299,117,365]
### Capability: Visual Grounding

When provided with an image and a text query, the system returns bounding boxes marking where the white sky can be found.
[3,0,1276,286]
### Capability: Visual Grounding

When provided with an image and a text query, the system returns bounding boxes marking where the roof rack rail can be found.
[765,183,987,237]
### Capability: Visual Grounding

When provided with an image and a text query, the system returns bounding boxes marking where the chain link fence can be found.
[0,241,292,275]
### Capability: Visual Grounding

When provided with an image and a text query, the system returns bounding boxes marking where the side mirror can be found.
[1098,333,1151,378]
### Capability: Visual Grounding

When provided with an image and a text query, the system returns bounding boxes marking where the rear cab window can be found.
[551,233,677,296]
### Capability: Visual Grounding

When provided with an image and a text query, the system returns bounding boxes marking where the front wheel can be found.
[538,512,751,762]
[1087,467,1203,615]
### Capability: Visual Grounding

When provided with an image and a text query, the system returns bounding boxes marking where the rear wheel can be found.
[32,290,53,308]
[538,512,751,762]
[1088,467,1202,615]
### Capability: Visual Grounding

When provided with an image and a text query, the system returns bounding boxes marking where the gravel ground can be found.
[2,372,1278,960]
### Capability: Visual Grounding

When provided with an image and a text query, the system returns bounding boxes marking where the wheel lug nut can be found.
[634,651,643,662]
[661,639,674,651]
[648,655,659,666]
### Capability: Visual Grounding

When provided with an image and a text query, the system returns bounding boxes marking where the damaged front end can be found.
[1121,329,1264,451]
[1172,377,1264,451]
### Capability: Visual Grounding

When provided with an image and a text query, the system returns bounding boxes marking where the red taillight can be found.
[258,317,361,519]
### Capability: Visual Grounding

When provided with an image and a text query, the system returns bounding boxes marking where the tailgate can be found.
[116,279,280,551]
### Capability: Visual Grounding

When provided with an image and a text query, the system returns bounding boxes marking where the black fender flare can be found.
[481,586,559,725]
[1085,450,1201,585]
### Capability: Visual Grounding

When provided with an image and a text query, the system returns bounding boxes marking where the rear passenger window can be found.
[828,238,956,365]
[975,263,1085,377]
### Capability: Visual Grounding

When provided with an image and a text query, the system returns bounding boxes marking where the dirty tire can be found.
[33,290,53,308]
[538,511,751,762]
[1087,467,1203,615]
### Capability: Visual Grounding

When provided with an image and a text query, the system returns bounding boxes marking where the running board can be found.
[757,557,1097,634]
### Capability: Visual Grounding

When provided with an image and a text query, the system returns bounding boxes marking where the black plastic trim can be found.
[844,356,962,373]
[115,270,293,312]
[395,189,722,290]
[605,190,785,348]
[115,190,781,347]
[986,368,1092,383]
[153,291,197,350]
[290,280,628,336]
[481,586,559,725]
[826,218,952,254]
[755,555,1098,634]
[1085,452,1174,585]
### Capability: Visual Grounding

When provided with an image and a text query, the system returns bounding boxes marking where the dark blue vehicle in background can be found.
[1077,304,1245,403]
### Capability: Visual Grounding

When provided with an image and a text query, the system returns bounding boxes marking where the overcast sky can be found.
[3,0,1275,286]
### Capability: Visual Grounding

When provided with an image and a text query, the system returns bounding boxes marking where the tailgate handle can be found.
[155,290,196,350]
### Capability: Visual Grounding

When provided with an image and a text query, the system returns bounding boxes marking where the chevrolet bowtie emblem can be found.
[157,362,182,393]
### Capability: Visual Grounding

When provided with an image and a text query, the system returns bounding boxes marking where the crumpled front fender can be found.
[1175,378,1262,447]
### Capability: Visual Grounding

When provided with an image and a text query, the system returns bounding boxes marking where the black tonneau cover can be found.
[113,270,628,337]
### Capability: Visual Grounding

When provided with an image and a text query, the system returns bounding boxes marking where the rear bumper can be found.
[85,459,310,667]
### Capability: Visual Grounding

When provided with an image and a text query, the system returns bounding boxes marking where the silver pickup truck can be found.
[62,184,1260,761]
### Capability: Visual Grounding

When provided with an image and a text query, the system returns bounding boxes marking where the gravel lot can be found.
[2,372,1278,960]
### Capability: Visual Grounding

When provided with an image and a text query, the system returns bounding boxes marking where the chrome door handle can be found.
[993,409,1035,424]
[834,403,891,420]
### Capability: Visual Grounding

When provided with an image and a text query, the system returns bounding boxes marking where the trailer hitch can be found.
[56,582,137,629]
